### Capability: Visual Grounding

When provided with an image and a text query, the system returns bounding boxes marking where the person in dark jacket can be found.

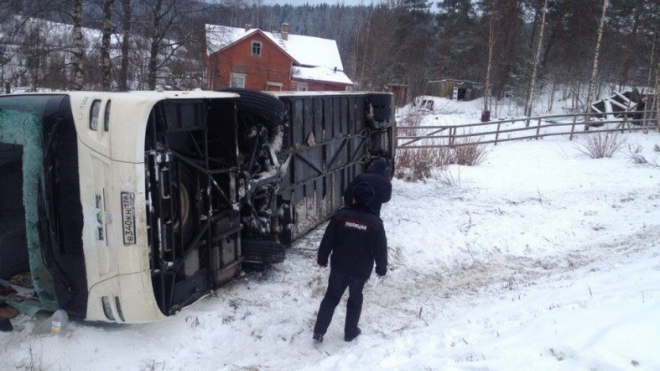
[344,158,392,217]
[313,182,388,343]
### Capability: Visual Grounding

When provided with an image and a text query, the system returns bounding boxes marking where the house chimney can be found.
[244,24,252,32]
[281,23,289,41]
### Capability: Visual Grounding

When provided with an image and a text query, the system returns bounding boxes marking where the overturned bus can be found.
[0,89,395,323]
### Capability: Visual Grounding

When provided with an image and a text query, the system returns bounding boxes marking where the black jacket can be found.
[344,159,392,217]
[317,205,388,280]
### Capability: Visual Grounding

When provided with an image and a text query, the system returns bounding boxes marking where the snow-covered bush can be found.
[439,168,461,187]
[576,132,626,159]
[452,136,490,166]
[395,141,488,182]
[395,147,449,181]
[627,144,660,169]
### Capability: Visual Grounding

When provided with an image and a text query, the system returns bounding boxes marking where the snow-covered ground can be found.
[1,99,660,371]
[397,95,651,151]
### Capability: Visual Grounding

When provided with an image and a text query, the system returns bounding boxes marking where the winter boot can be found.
[344,327,361,342]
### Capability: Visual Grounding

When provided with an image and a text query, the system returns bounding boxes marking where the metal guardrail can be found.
[396,110,659,149]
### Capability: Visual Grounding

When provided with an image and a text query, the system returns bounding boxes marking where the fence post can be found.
[655,94,660,132]
[569,114,577,141]
[495,121,501,145]
[449,126,456,147]
[535,118,542,140]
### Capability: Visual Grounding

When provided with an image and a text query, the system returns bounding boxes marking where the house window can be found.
[251,41,262,56]
[292,82,308,91]
[230,73,246,88]
[265,81,283,91]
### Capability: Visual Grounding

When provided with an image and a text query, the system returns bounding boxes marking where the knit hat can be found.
[352,182,375,206]
[366,158,391,179]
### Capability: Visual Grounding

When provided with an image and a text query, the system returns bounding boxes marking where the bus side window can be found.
[104,100,111,132]
[90,100,102,131]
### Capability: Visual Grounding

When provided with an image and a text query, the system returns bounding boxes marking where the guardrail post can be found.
[495,121,501,145]
[569,115,577,141]
[535,118,542,140]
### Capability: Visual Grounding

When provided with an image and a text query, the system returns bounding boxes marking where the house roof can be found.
[205,24,346,72]
[291,66,353,85]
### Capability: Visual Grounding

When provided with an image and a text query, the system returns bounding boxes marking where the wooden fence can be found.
[396,111,659,149]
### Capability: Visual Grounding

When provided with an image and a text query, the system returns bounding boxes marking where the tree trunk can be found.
[72,0,84,90]
[493,0,523,99]
[540,0,567,70]
[483,13,495,119]
[101,0,115,91]
[524,0,548,119]
[646,28,657,91]
[654,61,660,131]
[585,0,608,126]
[148,0,164,90]
[359,14,371,84]
[548,78,556,112]
[620,1,642,88]
[119,0,132,91]
[528,3,539,50]
[437,42,449,76]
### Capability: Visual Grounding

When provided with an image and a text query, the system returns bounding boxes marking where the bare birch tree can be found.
[71,0,85,90]
[147,0,167,90]
[100,0,115,90]
[118,0,133,91]
[584,0,609,128]
[143,0,204,90]
[0,4,12,93]
[642,28,656,130]
[524,0,547,119]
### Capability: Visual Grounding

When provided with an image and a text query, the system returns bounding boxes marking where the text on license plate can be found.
[121,192,136,245]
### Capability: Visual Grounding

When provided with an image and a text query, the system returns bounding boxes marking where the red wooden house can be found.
[205,23,353,92]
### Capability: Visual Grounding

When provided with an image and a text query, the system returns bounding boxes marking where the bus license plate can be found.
[121,192,136,245]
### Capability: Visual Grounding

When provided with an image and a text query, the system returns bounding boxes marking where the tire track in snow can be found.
[352,225,660,342]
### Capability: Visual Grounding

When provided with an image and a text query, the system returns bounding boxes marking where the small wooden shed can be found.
[425,79,484,101]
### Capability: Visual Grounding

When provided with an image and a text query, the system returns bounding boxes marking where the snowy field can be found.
[1,99,660,371]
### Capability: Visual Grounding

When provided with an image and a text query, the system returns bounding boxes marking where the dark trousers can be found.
[313,269,367,338]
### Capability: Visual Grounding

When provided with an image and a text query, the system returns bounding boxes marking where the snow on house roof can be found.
[282,34,344,71]
[291,66,353,85]
[205,24,345,71]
